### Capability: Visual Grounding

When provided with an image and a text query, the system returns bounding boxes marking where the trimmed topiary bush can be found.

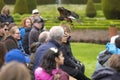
[14,0,28,14]
[102,0,120,19]
[86,0,97,18]
[0,0,5,11]
[26,0,37,13]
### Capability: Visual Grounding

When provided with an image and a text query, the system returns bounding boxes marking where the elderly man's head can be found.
[49,26,64,43]
[38,31,50,44]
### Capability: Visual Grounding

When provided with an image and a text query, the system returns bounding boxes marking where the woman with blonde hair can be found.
[0,5,14,24]
[0,61,31,80]
[4,24,20,51]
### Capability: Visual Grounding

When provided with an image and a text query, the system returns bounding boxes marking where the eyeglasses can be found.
[15,33,20,34]
[34,12,39,14]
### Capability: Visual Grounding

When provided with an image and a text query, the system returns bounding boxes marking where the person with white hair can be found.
[33,26,64,70]
[38,31,50,44]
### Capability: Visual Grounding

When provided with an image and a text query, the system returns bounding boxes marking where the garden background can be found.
[1,0,120,78]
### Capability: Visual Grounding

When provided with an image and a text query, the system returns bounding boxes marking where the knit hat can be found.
[5,49,30,63]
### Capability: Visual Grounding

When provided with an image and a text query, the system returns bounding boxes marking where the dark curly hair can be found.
[41,47,62,74]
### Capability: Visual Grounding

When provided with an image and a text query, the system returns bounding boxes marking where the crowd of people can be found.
[0,5,120,80]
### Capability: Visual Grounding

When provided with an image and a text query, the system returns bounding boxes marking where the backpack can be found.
[98,50,112,65]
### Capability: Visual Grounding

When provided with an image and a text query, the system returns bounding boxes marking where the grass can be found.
[71,42,105,78]
[8,4,120,30]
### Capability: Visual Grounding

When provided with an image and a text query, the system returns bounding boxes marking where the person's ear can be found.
[55,57,59,63]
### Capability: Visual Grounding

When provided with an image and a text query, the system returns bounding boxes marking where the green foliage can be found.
[4,0,101,5]
[36,0,101,5]
[4,0,15,4]
[95,3,102,10]
[14,0,28,14]
[37,0,56,5]
[93,0,101,3]
[11,4,120,30]
[86,0,97,18]
[63,0,87,4]
[0,0,5,11]
[71,43,105,77]
[102,0,120,19]
[26,0,37,13]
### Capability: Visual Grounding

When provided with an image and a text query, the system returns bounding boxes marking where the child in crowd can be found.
[34,47,69,80]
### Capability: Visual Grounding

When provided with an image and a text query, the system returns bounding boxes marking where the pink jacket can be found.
[34,67,69,80]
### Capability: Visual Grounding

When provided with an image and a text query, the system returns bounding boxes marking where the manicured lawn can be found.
[71,42,105,78]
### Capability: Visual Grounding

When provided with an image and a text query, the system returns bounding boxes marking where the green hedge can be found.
[102,0,120,19]
[4,0,101,5]
[0,0,5,11]
[11,4,120,30]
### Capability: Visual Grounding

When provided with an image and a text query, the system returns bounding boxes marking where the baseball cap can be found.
[32,9,39,14]
[33,19,43,23]
[5,49,30,63]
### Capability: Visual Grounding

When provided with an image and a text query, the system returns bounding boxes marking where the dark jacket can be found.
[4,36,18,51]
[61,36,89,80]
[0,14,14,24]
[22,27,32,54]
[61,36,78,68]
[33,40,61,70]
[29,26,42,46]
[92,67,120,80]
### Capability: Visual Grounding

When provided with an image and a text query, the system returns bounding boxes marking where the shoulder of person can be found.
[92,67,117,80]
[98,50,112,65]
[52,68,68,76]
[35,67,52,79]
[52,68,69,80]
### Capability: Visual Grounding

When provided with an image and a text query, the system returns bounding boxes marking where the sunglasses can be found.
[34,12,39,14]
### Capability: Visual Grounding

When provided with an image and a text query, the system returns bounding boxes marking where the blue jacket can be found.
[106,43,120,54]
[19,27,26,43]
[33,40,61,70]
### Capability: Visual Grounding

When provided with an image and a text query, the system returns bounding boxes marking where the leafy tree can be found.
[86,0,97,18]
[0,0,5,11]
[26,0,37,13]
[4,0,15,4]
[14,0,28,14]
[102,0,120,19]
